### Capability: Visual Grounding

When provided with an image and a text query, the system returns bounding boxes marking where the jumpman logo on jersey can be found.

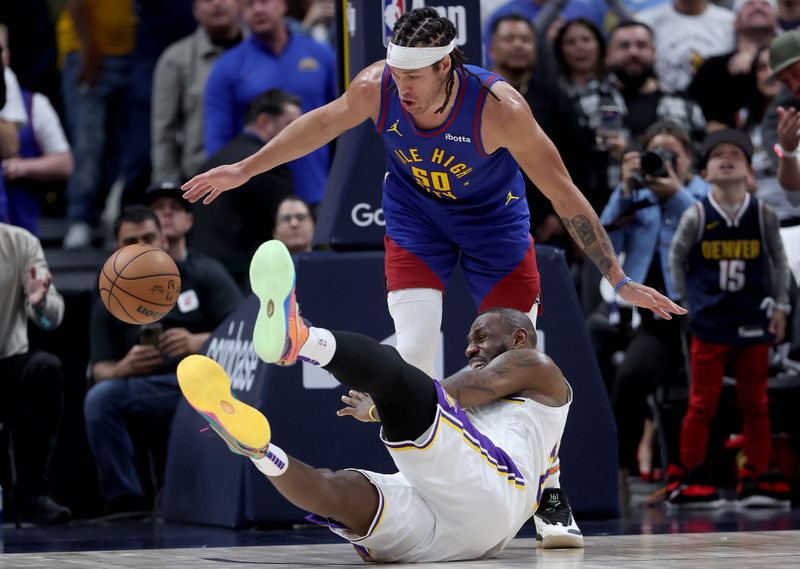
[386,119,403,137]
[505,191,520,206]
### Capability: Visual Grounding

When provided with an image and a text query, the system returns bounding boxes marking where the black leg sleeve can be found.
[324,331,437,442]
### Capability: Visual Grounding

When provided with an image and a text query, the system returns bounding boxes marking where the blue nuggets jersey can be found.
[686,194,773,345]
[375,64,531,266]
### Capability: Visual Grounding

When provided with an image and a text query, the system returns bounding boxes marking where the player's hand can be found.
[181,163,250,204]
[617,281,687,320]
[337,390,377,423]
[120,344,162,376]
[777,106,800,153]
[160,327,201,358]
[770,309,787,345]
[27,266,51,309]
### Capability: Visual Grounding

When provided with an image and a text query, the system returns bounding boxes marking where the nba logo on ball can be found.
[383,0,405,46]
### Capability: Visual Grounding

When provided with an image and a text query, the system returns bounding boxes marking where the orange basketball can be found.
[98,244,181,324]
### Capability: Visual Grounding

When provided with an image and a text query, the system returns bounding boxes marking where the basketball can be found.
[98,244,181,324]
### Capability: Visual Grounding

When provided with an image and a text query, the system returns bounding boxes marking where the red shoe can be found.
[668,483,724,509]
[666,463,685,494]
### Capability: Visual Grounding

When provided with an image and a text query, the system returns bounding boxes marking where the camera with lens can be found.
[631,148,677,188]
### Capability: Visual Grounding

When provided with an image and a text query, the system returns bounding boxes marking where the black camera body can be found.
[632,148,678,188]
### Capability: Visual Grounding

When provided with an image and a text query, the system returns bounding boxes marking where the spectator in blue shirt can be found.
[204,0,336,206]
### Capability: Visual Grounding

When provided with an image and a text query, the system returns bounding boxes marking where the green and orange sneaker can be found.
[177,354,270,459]
[249,240,309,366]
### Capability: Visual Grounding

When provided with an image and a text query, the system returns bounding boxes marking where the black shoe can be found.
[737,471,791,509]
[22,496,71,526]
[534,488,584,548]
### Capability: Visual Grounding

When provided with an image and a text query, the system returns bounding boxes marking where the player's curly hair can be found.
[390,7,499,114]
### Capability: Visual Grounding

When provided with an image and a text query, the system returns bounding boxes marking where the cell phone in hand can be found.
[596,105,622,151]
[597,105,622,135]
[139,323,162,347]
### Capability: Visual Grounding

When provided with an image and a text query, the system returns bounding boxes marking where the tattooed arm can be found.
[482,81,686,319]
[441,349,570,408]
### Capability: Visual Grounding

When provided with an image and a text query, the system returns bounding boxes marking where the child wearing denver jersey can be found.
[669,129,791,508]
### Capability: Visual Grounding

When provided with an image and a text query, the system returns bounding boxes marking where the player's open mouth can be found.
[470,358,487,370]
[401,99,414,108]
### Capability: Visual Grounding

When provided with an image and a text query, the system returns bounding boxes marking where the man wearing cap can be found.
[668,129,791,508]
[762,30,800,191]
[84,192,241,515]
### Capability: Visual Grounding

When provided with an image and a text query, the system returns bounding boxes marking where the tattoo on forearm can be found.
[562,215,615,278]
[451,370,499,402]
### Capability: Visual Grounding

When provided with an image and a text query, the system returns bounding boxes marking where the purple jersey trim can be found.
[352,544,375,562]
[304,513,348,530]
[384,381,526,487]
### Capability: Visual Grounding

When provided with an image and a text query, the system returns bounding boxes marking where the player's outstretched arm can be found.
[483,83,686,319]
[182,62,385,204]
[441,349,569,408]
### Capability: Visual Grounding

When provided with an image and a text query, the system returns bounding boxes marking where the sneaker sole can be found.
[736,496,791,509]
[537,534,585,549]
[250,241,296,363]
[177,354,271,450]
[666,498,725,511]
[534,515,584,549]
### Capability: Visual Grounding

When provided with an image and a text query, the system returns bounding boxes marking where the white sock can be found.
[544,459,561,489]
[387,288,442,378]
[250,443,289,477]
[298,326,337,367]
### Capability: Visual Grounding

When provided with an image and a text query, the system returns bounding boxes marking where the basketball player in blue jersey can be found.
[668,129,791,508]
[178,239,574,562]
[182,7,684,544]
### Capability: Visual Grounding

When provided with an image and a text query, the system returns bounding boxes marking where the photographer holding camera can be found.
[591,120,711,499]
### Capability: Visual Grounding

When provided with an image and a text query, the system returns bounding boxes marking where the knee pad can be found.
[387,288,442,377]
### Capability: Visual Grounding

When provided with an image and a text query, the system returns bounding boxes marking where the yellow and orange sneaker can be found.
[177,355,270,459]
[249,240,309,365]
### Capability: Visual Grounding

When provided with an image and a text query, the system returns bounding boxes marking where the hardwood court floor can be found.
[0,531,798,568]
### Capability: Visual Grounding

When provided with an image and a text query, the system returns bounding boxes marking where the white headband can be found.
[386,40,455,70]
